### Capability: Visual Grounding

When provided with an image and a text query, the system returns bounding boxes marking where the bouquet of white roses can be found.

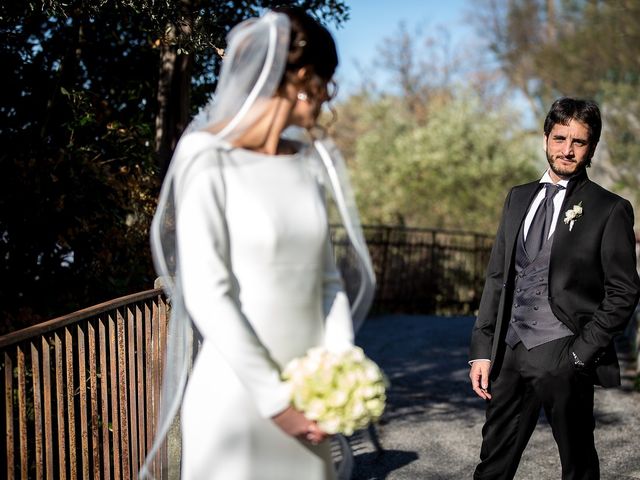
[282,346,387,436]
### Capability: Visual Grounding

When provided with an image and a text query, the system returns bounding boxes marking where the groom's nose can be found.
[561,141,574,157]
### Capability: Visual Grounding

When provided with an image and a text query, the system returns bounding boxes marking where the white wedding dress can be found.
[175,133,354,480]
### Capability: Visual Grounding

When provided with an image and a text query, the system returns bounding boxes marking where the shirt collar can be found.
[540,169,570,189]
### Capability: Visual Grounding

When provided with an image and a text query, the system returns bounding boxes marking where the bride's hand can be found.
[271,406,328,444]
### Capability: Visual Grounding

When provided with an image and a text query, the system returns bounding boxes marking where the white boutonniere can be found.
[563,201,583,231]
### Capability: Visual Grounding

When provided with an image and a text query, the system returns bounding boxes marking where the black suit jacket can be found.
[470,170,640,387]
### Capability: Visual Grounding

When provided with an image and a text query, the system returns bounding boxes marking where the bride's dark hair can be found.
[273,6,338,100]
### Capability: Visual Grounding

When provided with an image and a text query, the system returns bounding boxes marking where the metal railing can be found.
[332,225,494,315]
[1,225,495,480]
[1,289,169,480]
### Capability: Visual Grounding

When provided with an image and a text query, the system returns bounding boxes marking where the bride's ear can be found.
[278,67,307,96]
[295,67,309,81]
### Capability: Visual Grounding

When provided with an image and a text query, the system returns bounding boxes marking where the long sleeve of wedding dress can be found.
[177,162,291,418]
[175,144,349,480]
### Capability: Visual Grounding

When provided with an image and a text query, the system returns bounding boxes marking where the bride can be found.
[141,6,375,480]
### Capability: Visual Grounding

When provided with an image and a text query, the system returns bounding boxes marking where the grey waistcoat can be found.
[505,226,574,349]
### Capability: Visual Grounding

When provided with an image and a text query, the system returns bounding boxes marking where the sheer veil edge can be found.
[140,11,375,479]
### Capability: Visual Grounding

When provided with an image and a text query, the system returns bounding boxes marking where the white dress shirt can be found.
[523,170,569,241]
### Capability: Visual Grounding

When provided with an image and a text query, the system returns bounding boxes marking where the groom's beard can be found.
[546,150,588,179]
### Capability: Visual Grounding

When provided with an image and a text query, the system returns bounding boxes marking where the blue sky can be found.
[327,0,477,97]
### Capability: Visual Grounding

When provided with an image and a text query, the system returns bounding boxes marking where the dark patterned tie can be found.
[525,184,562,259]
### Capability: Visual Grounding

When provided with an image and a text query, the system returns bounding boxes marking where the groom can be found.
[468,97,640,479]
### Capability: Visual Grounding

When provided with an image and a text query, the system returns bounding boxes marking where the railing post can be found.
[0,289,169,480]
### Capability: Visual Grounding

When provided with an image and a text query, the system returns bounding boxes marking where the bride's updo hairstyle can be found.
[273,6,338,102]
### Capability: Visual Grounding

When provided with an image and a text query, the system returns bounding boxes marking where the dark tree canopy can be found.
[0,0,348,334]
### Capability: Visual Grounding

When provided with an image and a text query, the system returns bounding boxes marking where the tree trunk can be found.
[155,2,194,180]
[546,0,556,42]
[155,43,192,179]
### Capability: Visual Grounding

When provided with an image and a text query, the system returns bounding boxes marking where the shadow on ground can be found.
[352,450,419,480]
[349,314,640,480]
[356,315,482,423]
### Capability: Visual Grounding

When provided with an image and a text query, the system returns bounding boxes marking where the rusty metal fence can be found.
[2,226,638,479]
[1,289,169,480]
[1,225,494,480]
[332,225,494,315]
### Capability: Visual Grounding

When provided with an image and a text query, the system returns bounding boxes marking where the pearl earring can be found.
[297,92,308,101]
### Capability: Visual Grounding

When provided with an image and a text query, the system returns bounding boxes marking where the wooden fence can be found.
[1,290,169,480]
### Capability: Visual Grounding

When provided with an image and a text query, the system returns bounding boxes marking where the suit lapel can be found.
[504,181,541,265]
[551,170,589,257]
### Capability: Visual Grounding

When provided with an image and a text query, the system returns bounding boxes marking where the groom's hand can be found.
[469,360,492,400]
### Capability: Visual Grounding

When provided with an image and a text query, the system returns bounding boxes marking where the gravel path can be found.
[350,315,640,480]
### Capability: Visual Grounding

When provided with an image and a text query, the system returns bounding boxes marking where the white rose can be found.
[327,390,348,407]
[320,417,341,435]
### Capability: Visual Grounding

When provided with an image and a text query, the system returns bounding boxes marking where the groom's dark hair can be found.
[544,97,602,166]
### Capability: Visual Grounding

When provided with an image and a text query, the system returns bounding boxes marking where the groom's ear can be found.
[543,134,548,153]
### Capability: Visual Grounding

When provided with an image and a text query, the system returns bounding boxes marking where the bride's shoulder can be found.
[170,132,231,194]
[173,132,232,170]
[177,131,227,154]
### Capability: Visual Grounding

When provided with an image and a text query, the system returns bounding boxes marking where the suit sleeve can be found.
[177,164,291,418]
[469,189,513,361]
[572,199,640,363]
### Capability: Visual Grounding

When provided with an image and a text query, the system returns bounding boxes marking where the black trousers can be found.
[474,336,599,480]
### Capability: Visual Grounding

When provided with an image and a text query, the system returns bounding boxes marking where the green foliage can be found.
[1,3,162,332]
[0,0,348,333]
[478,0,640,206]
[479,0,640,109]
[599,82,640,207]
[333,90,540,234]
[326,15,541,235]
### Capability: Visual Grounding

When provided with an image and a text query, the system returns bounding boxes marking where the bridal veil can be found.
[141,11,375,478]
